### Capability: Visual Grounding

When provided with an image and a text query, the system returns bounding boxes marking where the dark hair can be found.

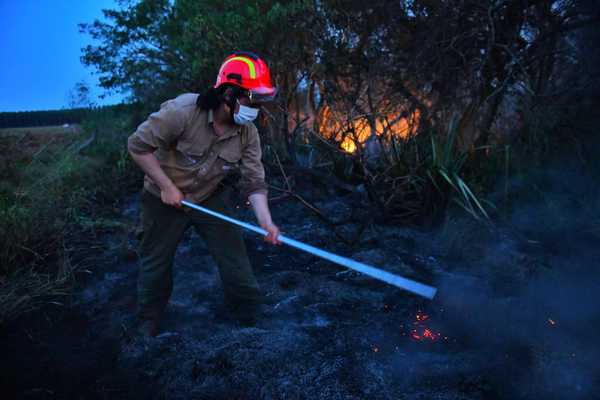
[196,84,246,111]
[196,86,223,110]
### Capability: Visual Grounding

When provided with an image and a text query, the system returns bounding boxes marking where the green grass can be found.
[0,124,82,137]
[0,110,141,325]
[427,117,491,222]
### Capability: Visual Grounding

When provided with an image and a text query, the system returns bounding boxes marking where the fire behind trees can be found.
[81,0,600,223]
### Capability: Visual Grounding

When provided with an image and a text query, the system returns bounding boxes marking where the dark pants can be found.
[137,189,261,320]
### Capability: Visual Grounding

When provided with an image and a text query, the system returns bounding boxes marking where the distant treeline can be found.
[0,104,133,129]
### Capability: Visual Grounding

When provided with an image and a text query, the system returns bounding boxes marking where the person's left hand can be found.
[261,222,281,245]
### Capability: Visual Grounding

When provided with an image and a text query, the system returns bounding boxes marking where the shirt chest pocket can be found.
[175,141,209,168]
[215,148,241,176]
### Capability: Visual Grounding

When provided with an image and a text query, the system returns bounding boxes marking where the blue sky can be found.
[0,0,124,112]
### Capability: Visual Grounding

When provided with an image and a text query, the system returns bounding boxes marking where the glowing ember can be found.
[415,311,429,322]
[548,318,556,326]
[410,310,443,342]
[423,329,439,340]
[411,329,439,341]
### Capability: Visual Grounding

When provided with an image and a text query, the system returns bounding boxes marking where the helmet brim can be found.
[249,87,277,103]
[214,83,277,103]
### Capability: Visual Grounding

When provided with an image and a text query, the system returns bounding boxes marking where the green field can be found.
[0,124,87,190]
[0,124,82,137]
[0,124,84,166]
[0,115,138,324]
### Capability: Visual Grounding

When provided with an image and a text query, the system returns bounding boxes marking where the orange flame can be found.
[318,106,421,153]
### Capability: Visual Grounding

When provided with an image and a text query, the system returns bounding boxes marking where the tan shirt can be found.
[127,93,268,202]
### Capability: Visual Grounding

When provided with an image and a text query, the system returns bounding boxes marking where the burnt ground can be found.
[1,169,599,400]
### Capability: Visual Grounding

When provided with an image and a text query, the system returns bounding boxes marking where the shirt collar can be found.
[207,108,242,141]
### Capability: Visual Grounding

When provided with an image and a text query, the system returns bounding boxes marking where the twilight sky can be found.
[0,0,125,112]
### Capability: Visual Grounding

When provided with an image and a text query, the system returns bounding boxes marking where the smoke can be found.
[429,160,600,399]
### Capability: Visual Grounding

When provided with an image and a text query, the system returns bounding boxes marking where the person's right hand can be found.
[160,183,184,208]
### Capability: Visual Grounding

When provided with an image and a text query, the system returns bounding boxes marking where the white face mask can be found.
[233,100,259,125]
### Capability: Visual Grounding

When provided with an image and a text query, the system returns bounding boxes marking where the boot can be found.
[137,317,161,337]
[136,303,166,337]
[230,302,263,327]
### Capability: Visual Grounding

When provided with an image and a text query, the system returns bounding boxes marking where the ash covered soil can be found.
[1,173,599,399]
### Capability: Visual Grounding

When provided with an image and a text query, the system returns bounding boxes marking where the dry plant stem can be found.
[307,128,348,155]
[267,183,352,246]
[0,269,70,324]
[75,130,97,153]
[259,105,277,123]
[268,145,355,245]
[24,136,57,169]
[272,147,292,192]
[8,131,30,153]
[504,144,510,217]
[268,193,292,204]
[295,167,357,193]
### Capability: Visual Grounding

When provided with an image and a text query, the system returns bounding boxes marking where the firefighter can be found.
[127,52,280,336]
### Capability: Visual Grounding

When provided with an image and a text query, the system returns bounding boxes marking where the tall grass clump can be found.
[427,117,491,223]
[0,106,140,324]
[295,116,494,226]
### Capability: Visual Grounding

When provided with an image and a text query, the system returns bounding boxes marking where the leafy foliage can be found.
[79,0,599,224]
[80,0,316,109]
[428,117,490,222]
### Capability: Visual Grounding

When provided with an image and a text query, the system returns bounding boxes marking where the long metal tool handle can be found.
[182,200,437,299]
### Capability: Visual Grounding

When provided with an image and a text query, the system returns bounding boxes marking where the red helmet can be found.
[214,51,277,102]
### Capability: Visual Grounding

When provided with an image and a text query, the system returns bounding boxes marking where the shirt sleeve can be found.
[127,99,186,154]
[239,125,268,198]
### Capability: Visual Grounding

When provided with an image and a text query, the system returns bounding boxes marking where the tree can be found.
[67,81,96,109]
[79,0,600,221]
[80,1,317,106]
